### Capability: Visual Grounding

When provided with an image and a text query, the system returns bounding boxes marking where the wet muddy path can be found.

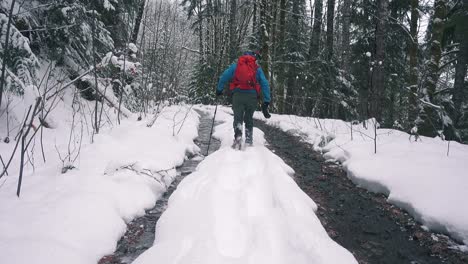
[255,120,467,264]
[99,111,220,264]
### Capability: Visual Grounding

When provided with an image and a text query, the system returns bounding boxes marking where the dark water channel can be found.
[99,111,220,264]
[255,120,467,264]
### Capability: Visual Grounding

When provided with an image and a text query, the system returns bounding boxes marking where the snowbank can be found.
[0,105,200,264]
[258,112,468,246]
[133,106,357,264]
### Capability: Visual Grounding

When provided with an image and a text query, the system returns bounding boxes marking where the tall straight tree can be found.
[453,0,468,129]
[309,0,323,58]
[326,0,335,61]
[275,0,287,112]
[324,0,336,117]
[259,0,271,81]
[228,0,238,62]
[285,0,308,114]
[419,0,447,136]
[408,0,419,125]
[369,0,388,121]
[340,0,352,75]
[0,0,17,110]
[132,0,146,44]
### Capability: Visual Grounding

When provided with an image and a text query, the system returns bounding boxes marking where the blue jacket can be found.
[217,63,271,103]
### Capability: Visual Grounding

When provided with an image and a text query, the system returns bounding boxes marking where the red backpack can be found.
[230,55,261,95]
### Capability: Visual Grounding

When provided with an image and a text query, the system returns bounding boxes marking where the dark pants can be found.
[232,93,258,143]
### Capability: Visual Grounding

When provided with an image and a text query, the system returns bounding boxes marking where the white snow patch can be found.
[0,104,200,264]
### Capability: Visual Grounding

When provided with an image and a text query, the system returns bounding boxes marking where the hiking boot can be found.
[245,128,253,146]
[232,136,242,150]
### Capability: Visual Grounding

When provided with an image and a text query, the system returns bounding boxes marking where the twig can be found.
[177,105,195,135]
[0,105,32,179]
[0,155,7,176]
[17,97,42,197]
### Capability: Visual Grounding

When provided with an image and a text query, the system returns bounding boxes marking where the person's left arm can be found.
[217,64,236,93]
[256,68,271,103]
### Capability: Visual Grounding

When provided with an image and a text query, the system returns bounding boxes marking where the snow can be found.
[128,43,138,54]
[0,102,200,263]
[433,18,443,24]
[103,0,116,11]
[258,113,468,246]
[133,106,357,264]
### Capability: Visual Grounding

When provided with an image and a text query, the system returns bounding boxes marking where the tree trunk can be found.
[276,0,287,113]
[228,0,237,62]
[369,0,388,122]
[325,0,336,117]
[408,0,419,126]
[260,0,270,82]
[453,0,468,131]
[0,0,16,110]
[340,0,351,74]
[131,0,146,44]
[198,3,204,60]
[326,0,335,61]
[310,0,323,58]
[252,0,258,46]
[419,0,447,136]
[270,0,279,109]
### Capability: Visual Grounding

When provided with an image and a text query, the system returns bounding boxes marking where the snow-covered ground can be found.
[257,112,468,248]
[133,106,357,264]
[0,102,200,264]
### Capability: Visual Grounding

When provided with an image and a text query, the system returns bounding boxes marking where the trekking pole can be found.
[206,103,218,156]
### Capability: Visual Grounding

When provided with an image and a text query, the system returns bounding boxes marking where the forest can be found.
[1,1,468,263]
[0,0,467,148]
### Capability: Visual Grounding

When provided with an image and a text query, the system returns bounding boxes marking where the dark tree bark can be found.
[309,0,323,58]
[228,0,237,62]
[270,0,280,108]
[369,0,388,121]
[252,0,258,45]
[325,0,335,61]
[0,0,16,110]
[198,2,204,60]
[131,0,146,44]
[453,0,468,128]
[340,0,352,75]
[276,0,287,112]
[408,0,419,125]
[259,0,270,82]
[324,0,335,117]
[419,0,446,136]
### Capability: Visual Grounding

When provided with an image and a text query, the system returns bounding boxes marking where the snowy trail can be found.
[99,111,221,263]
[133,108,357,264]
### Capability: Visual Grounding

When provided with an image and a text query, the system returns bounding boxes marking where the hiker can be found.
[216,51,271,147]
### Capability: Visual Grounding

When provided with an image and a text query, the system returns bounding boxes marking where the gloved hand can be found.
[216,90,223,96]
[262,102,271,119]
